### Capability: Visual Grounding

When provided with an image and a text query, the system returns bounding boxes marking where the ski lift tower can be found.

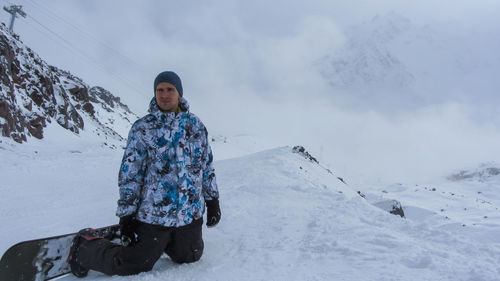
[3,5,26,33]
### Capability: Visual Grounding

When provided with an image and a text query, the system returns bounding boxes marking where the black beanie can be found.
[154,71,183,97]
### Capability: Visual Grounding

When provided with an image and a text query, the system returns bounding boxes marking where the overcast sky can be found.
[2,0,500,182]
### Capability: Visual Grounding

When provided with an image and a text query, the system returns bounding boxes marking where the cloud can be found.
[4,0,500,182]
[256,101,500,183]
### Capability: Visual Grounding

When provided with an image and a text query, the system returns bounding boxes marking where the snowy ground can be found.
[1,126,500,281]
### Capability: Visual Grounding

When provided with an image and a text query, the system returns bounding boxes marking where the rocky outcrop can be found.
[292,145,348,185]
[292,145,319,164]
[0,23,137,145]
[357,191,405,218]
[448,162,500,182]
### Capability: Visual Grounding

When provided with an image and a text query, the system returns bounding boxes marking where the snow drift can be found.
[1,140,499,281]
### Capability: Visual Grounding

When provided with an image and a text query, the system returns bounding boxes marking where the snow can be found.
[1,129,500,281]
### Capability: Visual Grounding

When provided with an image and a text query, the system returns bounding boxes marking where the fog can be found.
[2,0,500,183]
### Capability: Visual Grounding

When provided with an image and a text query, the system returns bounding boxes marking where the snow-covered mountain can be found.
[0,23,137,148]
[448,162,500,182]
[318,12,500,110]
[320,13,416,92]
[1,141,499,281]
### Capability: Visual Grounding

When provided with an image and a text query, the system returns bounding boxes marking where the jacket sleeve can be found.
[116,121,147,217]
[201,125,219,201]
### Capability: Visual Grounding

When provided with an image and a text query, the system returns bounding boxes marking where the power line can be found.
[3,1,152,98]
[22,0,147,72]
[24,12,144,95]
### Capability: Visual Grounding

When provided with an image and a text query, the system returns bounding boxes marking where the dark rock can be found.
[82,102,95,116]
[358,191,405,218]
[27,116,45,139]
[24,101,32,111]
[89,86,132,112]
[357,191,366,198]
[292,145,319,164]
[373,199,405,218]
[29,91,44,106]
[69,87,89,102]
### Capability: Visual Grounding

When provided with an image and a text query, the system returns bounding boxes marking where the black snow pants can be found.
[77,218,204,276]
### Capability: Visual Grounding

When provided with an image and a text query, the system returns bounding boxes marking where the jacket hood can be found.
[148,97,190,116]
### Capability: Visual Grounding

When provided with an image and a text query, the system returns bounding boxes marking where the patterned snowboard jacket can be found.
[116,97,219,227]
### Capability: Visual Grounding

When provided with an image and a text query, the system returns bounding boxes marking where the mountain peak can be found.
[318,13,417,102]
[346,12,414,45]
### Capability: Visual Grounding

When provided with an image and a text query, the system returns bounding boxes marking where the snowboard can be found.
[0,224,121,281]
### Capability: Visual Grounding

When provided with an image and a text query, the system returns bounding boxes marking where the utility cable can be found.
[22,0,147,72]
[24,12,144,95]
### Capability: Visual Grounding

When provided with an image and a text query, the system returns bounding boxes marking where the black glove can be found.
[119,215,138,245]
[206,198,221,227]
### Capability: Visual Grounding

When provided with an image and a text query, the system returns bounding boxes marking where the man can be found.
[67,71,221,277]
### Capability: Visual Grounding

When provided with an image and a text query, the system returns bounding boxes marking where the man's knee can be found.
[187,246,203,263]
[170,250,203,264]
[168,243,204,264]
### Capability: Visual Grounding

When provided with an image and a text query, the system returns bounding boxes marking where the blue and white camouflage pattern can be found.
[116,97,219,227]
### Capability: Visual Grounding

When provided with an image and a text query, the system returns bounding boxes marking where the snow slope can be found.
[1,132,500,281]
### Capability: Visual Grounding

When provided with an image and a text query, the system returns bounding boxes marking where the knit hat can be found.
[154,71,183,97]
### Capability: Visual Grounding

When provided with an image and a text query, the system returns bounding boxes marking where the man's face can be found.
[155,82,181,112]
